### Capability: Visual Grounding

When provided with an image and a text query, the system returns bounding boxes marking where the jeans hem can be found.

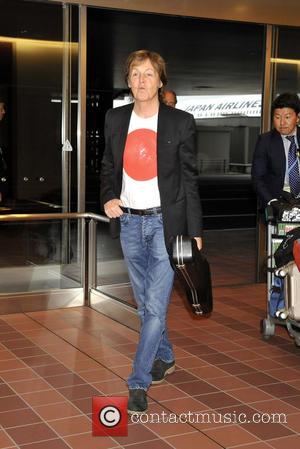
[155,357,175,364]
[128,386,148,391]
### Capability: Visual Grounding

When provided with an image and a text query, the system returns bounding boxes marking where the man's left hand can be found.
[194,237,202,251]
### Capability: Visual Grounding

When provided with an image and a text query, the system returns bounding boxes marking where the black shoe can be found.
[127,389,147,414]
[151,359,175,384]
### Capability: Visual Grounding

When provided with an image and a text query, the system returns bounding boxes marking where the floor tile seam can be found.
[138,396,227,448]
[6,313,132,391]
[161,377,292,409]
[185,355,264,370]
[143,420,227,448]
[235,377,297,389]
[0,371,60,384]
[158,380,222,401]
[235,396,300,418]
[178,360,262,380]
[0,392,19,400]
[262,433,300,446]
[170,343,266,366]
[23,314,136,358]
[41,426,95,439]
[171,327,266,348]
[284,411,300,416]
[208,320,259,335]
[275,417,300,434]
[16,384,104,396]
[172,367,240,385]
[0,355,30,363]
[159,369,242,388]
[220,349,287,361]
[28,310,137,339]
[116,432,176,447]
[1,371,60,394]
[148,412,262,449]
[217,301,264,312]
[211,401,276,417]
[12,361,74,372]
[0,358,30,371]
[258,372,300,383]
[46,414,92,424]
[120,440,174,449]
[116,437,174,449]
[204,418,271,443]
[207,386,276,400]
[19,373,88,385]
[5,372,97,432]
[161,383,252,410]
[211,308,264,321]
[163,429,226,449]
[0,427,20,449]
[230,360,293,374]
[247,389,300,409]
[10,309,130,340]
[158,396,212,412]
[0,331,27,341]
[225,440,274,449]
[1,411,87,430]
[147,393,189,403]
[254,380,300,393]
[4,428,74,449]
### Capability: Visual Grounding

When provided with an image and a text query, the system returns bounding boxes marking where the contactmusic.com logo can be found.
[92,397,128,436]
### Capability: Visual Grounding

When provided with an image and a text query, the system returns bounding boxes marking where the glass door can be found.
[0,0,80,297]
[0,0,78,214]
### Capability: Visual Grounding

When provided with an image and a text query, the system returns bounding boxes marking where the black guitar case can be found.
[171,235,213,316]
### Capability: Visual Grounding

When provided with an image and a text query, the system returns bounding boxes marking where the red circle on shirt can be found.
[123,128,157,181]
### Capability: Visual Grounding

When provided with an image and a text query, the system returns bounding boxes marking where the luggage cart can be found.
[261,204,300,346]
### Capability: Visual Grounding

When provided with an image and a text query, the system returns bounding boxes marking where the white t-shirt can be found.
[120,110,161,209]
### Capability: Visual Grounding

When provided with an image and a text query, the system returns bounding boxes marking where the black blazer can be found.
[251,128,300,208]
[100,102,202,250]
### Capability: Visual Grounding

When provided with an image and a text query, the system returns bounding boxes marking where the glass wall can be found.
[0,0,78,213]
[0,0,80,298]
[0,219,82,293]
[272,26,300,96]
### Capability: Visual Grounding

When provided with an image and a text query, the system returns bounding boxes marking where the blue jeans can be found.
[120,213,175,390]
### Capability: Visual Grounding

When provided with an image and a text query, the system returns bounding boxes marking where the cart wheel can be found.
[294,337,300,348]
[260,318,275,339]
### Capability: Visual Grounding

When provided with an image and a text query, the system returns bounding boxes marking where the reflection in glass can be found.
[272,26,300,96]
[0,219,82,293]
[0,0,78,212]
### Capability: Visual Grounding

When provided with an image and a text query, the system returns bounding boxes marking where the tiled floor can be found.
[0,281,299,449]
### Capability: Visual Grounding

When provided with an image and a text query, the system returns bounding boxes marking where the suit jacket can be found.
[100,102,202,250]
[251,127,300,208]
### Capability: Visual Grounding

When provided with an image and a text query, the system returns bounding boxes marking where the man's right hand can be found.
[104,199,123,218]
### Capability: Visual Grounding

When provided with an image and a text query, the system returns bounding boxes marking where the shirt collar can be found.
[282,130,297,139]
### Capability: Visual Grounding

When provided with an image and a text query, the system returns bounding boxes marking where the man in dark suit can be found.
[101,49,202,414]
[252,93,300,209]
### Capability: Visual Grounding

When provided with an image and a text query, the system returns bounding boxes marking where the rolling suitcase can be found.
[171,235,213,316]
[276,261,300,321]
